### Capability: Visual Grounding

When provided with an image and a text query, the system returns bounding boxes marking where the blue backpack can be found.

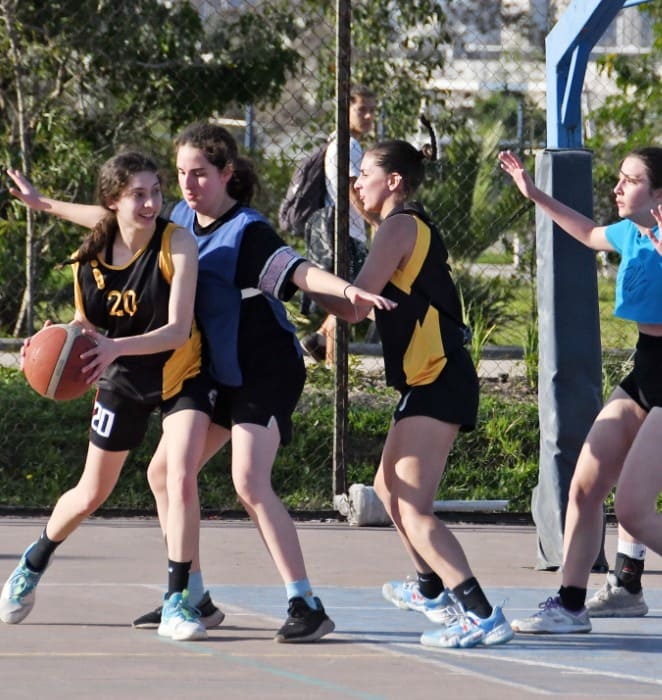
[278,143,328,237]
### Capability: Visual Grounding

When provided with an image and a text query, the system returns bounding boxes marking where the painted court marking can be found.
[6,581,662,697]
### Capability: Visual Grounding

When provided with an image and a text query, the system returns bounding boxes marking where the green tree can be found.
[0,0,299,334]
[306,0,451,137]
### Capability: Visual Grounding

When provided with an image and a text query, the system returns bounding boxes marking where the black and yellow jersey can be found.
[73,217,202,402]
[374,203,467,393]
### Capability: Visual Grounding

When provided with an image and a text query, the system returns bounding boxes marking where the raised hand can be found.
[645,204,662,256]
[6,169,48,211]
[498,150,537,200]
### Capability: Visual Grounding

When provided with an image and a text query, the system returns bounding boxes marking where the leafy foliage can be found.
[294,0,452,138]
[0,0,300,334]
[586,3,662,221]
[0,366,541,512]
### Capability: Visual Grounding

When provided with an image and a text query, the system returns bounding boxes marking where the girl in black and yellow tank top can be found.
[343,133,514,649]
[0,152,213,642]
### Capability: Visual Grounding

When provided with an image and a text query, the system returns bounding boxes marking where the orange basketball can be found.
[22,324,96,401]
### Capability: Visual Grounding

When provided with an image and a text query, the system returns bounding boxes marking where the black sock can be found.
[614,553,644,594]
[452,577,492,619]
[25,529,63,572]
[417,571,443,599]
[167,559,192,597]
[558,585,586,612]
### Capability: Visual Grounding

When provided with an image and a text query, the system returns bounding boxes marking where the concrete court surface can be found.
[1,517,661,700]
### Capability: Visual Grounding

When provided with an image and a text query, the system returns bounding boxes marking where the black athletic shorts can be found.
[619,332,662,411]
[89,372,216,452]
[393,346,479,431]
[211,345,306,446]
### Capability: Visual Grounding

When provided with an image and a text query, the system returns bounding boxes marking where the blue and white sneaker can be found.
[382,578,458,623]
[157,590,207,641]
[420,605,514,649]
[0,542,44,624]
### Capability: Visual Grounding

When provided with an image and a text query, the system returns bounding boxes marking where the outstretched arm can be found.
[498,150,613,252]
[291,261,396,323]
[7,169,105,228]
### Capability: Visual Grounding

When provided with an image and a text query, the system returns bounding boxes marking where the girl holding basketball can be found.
[498,147,662,634]
[3,125,394,643]
[0,151,216,641]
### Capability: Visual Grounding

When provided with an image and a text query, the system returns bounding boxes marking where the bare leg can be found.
[46,444,127,541]
[561,389,645,588]
[146,422,231,571]
[375,415,472,589]
[231,421,307,583]
[615,407,662,556]
[373,444,433,575]
[160,409,210,563]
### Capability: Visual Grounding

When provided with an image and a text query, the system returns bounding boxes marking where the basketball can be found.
[22,324,96,400]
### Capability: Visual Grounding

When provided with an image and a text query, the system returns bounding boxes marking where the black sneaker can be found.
[132,605,162,629]
[275,596,335,643]
[301,333,326,363]
[132,591,225,629]
[197,590,225,628]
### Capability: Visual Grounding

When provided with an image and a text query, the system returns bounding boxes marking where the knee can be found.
[166,467,198,505]
[147,459,167,496]
[614,492,649,539]
[568,477,605,512]
[372,478,390,511]
[232,471,270,507]
[398,504,430,543]
[69,487,106,517]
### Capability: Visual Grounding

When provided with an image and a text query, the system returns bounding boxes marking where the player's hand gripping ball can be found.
[22,324,96,400]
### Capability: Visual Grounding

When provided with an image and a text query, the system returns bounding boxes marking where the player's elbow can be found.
[168,323,193,349]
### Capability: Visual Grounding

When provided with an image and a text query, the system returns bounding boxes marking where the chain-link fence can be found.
[0,1,659,509]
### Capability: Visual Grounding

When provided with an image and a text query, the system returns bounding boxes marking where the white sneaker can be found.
[511,596,591,634]
[0,543,44,625]
[587,573,648,617]
[157,590,207,641]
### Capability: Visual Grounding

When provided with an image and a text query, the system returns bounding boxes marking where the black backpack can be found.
[278,143,328,237]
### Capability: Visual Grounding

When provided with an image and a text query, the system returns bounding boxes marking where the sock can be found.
[187,570,205,606]
[25,528,63,572]
[614,552,645,594]
[558,585,586,612]
[167,559,192,597]
[617,539,646,560]
[417,571,444,599]
[452,577,492,619]
[286,579,318,610]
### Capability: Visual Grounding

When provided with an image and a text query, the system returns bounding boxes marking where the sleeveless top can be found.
[73,217,202,401]
[374,203,467,393]
[170,201,299,386]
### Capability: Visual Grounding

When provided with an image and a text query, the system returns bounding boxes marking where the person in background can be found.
[498,146,662,633]
[301,84,381,366]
